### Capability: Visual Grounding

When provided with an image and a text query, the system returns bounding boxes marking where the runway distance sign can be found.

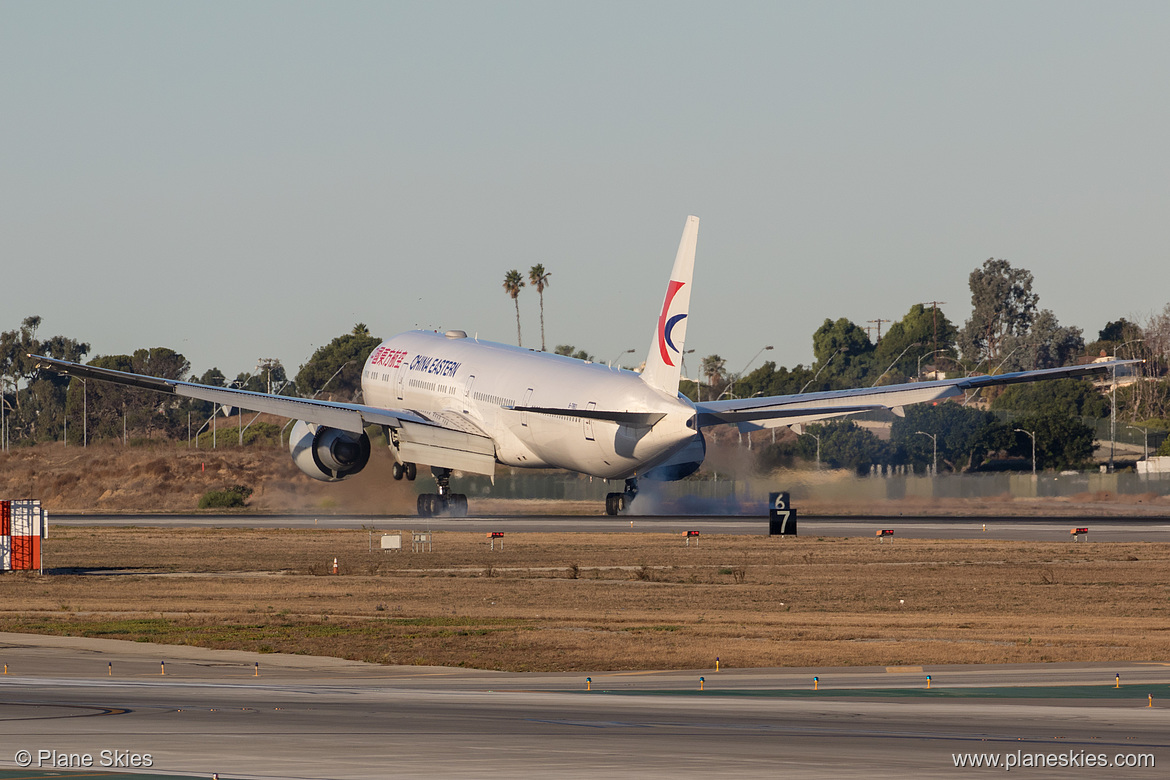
[769,492,797,536]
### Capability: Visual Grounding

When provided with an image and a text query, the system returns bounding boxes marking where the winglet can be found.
[640,215,699,395]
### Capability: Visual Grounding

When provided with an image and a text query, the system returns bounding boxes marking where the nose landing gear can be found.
[391,461,417,481]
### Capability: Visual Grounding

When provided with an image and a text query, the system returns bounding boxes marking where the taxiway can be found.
[1,633,1167,779]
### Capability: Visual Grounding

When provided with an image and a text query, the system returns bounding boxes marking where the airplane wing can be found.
[695,359,1142,431]
[29,353,430,434]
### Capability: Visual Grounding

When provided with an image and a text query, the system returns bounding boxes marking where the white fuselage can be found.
[361,331,700,479]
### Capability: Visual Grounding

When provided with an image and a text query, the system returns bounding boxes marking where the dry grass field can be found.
[3,527,1170,672]
[0,439,419,514]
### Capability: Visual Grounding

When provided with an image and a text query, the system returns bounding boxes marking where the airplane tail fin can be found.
[640,215,699,396]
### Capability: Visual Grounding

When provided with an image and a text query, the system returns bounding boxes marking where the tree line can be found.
[0,319,380,447]
[5,256,1169,468]
[696,258,1170,471]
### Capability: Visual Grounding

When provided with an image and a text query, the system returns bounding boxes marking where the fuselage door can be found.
[584,400,597,441]
[463,375,476,414]
[395,360,408,401]
[520,388,534,426]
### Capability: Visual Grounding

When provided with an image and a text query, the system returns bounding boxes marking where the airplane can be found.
[31,216,1139,517]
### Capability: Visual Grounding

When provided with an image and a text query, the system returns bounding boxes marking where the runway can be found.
[1,634,1167,779]
[50,512,1170,542]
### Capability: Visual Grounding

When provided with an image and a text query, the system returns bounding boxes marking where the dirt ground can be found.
[2,527,1170,672]
[3,441,1170,673]
[0,438,418,514]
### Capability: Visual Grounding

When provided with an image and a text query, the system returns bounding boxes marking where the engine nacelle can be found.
[642,432,706,481]
[289,420,371,482]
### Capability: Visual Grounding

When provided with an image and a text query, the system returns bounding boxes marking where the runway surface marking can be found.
[578,683,1170,700]
[0,774,197,780]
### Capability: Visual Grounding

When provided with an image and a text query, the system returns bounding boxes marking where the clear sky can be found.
[4,1,1168,383]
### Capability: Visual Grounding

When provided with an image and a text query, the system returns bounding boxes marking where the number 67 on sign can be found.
[769,492,797,536]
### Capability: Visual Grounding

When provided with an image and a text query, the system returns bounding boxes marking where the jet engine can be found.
[289,420,371,482]
[642,432,706,481]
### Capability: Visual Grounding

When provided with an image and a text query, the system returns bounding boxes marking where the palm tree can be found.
[701,354,726,398]
[528,264,551,351]
[502,270,525,346]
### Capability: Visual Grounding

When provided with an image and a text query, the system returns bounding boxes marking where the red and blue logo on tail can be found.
[657,280,687,367]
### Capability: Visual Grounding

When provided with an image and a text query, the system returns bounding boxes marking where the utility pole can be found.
[867,318,890,345]
[920,301,946,358]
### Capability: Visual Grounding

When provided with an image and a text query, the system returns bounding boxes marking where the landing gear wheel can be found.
[392,462,405,481]
[417,493,448,517]
[449,494,468,517]
[605,492,627,516]
[405,462,418,481]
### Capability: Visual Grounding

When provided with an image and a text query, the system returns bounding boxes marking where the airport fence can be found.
[450,470,1170,513]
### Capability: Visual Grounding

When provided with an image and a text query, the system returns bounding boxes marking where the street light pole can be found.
[872,343,921,387]
[1110,339,1144,472]
[730,345,773,398]
[799,347,843,394]
[916,350,939,382]
[799,429,822,470]
[0,377,7,453]
[991,346,1023,375]
[1126,425,1149,462]
[311,360,355,400]
[1014,428,1036,475]
[680,349,697,399]
[915,430,938,475]
[609,348,635,369]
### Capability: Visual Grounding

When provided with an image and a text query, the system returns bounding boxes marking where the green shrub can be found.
[198,484,253,509]
[196,421,283,448]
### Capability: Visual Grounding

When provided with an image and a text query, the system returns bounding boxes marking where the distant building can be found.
[1137,456,1170,475]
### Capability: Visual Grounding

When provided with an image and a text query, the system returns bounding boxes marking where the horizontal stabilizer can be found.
[697,404,887,426]
[509,406,666,427]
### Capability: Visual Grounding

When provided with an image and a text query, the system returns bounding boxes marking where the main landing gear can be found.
[415,466,468,518]
[605,478,638,516]
[392,460,467,517]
